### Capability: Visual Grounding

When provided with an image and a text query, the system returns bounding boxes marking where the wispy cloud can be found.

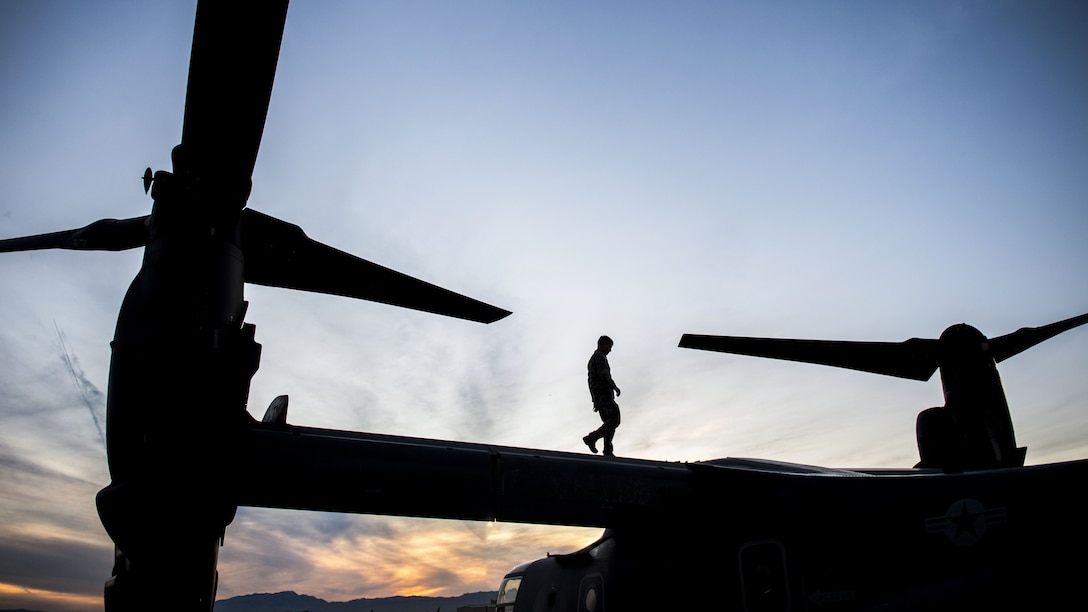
[217,509,598,601]
[54,320,106,449]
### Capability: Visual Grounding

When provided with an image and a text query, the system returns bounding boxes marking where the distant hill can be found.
[0,591,497,612]
[215,590,498,612]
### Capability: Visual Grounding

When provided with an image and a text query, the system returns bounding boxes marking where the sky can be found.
[1,0,1086,609]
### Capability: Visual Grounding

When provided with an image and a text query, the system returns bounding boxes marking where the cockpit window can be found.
[498,575,522,604]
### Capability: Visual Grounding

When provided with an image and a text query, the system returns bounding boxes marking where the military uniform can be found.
[585,349,621,456]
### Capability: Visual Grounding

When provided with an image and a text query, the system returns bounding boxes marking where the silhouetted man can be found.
[584,335,621,456]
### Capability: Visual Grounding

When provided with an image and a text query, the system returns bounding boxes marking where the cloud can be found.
[0,532,110,597]
[54,321,107,449]
[217,508,599,602]
[0,582,102,612]
[0,439,112,608]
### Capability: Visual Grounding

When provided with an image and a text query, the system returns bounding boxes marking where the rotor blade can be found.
[180,1,289,186]
[678,334,940,381]
[988,312,1088,364]
[240,209,512,324]
[0,216,149,253]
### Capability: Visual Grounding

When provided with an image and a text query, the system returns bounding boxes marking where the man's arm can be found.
[598,355,621,397]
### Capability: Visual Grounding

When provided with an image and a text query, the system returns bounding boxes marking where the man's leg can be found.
[585,401,608,453]
[583,432,599,453]
[600,402,620,456]
[602,425,615,456]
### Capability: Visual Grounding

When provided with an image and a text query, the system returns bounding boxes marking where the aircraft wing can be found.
[0,216,149,253]
[678,334,940,381]
[988,312,1088,364]
[241,209,511,324]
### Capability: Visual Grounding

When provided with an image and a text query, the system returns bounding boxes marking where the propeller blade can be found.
[988,312,1088,364]
[240,209,512,324]
[0,216,149,253]
[179,1,289,187]
[678,334,940,381]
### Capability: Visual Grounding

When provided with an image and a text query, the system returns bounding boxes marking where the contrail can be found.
[54,320,107,450]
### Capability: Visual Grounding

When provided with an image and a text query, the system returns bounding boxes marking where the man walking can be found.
[584,335,621,456]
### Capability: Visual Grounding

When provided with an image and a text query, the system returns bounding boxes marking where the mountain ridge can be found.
[214,590,498,612]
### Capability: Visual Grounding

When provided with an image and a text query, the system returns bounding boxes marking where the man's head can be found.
[597,335,614,353]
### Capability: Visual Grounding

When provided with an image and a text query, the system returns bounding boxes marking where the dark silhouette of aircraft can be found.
[2,2,1086,610]
[488,315,1088,611]
[680,315,1088,472]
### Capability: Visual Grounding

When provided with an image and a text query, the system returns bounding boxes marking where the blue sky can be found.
[1,1,1087,609]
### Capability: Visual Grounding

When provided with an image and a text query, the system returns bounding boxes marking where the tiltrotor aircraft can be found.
[491,314,1087,611]
[2,3,1086,611]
